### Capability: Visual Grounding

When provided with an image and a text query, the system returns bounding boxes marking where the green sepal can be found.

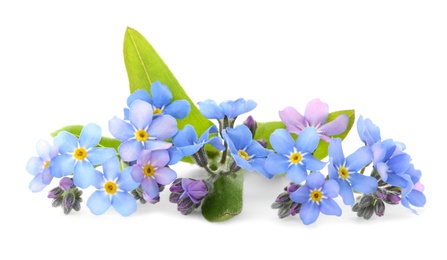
[313,109,355,160]
[201,171,244,222]
[50,125,120,152]
[123,27,213,137]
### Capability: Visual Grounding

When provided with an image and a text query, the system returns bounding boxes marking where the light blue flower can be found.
[264,128,326,183]
[172,124,225,156]
[197,98,256,119]
[50,123,116,189]
[124,81,190,119]
[328,138,377,205]
[109,99,178,162]
[26,140,59,192]
[130,149,177,199]
[399,164,426,214]
[357,115,381,146]
[222,125,273,178]
[290,171,341,225]
[87,156,139,216]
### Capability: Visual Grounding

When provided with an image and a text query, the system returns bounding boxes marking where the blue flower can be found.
[129,149,177,199]
[373,139,411,186]
[328,138,377,205]
[357,115,381,146]
[290,171,341,225]
[124,81,190,119]
[399,164,426,214]
[26,140,59,192]
[197,98,256,119]
[87,156,139,216]
[109,99,178,162]
[51,123,116,189]
[172,124,225,156]
[264,128,326,183]
[222,125,273,178]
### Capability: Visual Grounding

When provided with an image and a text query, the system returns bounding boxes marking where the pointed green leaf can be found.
[314,109,355,160]
[253,121,286,149]
[123,27,213,136]
[50,125,120,152]
[201,171,244,222]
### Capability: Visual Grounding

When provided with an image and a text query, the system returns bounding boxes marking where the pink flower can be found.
[279,98,349,142]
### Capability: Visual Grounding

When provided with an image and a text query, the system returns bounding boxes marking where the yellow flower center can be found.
[104,181,117,195]
[290,152,302,164]
[73,147,87,160]
[153,108,163,114]
[43,160,50,168]
[135,129,149,142]
[338,167,349,179]
[310,190,323,203]
[143,164,155,177]
[238,150,249,160]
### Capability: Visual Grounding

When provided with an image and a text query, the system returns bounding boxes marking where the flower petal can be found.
[164,100,191,119]
[286,164,308,184]
[346,146,372,172]
[173,124,197,147]
[198,99,224,119]
[26,157,44,176]
[321,179,339,198]
[338,180,355,205]
[319,114,349,136]
[264,153,289,175]
[328,138,345,166]
[108,116,135,141]
[305,171,325,190]
[88,148,116,165]
[350,173,378,194]
[300,202,320,225]
[148,115,178,140]
[54,131,78,154]
[102,156,120,180]
[141,178,159,199]
[149,150,170,168]
[279,106,306,134]
[387,153,411,174]
[304,98,329,126]
[73,161,95,188]
[129,100,153,129]
[118,140,142,162]
[130,165,144,183]
[303,154,326,171]
[154,167,177,185]
[79,123,102,148]
[87,190,111,215]
[29,173,47,192]
[127,89,152,107]
[151,81,173,108]
[36,140,54,161]
[290,186,310,203]
[111,192,137,216]
[117,167,140,191]
[296,127,320,153]
[319,198,342,216]
[269,129,295,154]
[50,154,75,178]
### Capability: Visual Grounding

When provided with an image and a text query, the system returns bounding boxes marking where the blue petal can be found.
[148,115,178,140]
[168,146,184,165]
[199,125,219,143]
[226,125,253,150]
[172,124,197,147]
[87,190,111,215]
[338,180,355,205]
[198,99,224,119]
[154,167,177,185]
[250,158,273,179]
[90,170,106,189]
[327,163,338,180]
[386,173,408,188]
[102,156,120,180]
[50,154,75,178]
[118,140,143,162]
[112,192,137,216]
[164,100,191,119]
[319,198,342,216]
[36,140,54,161]
[303,154,326,171]
[73,161,95,188]
[350,173,378,194]
[286,164,308,184]
[151,81,173,108]
[26,157,44,176]
[264,153,289,175]
[305,171,325,190]
[144,140,172,152]
[328,138,345,166]
[269,129,294,154]
[221,98,257,118]
[290,186,310,203]
[88,148,116,165]
[178,145,201,157]
[108,116,135,141]
[232,153,254,172]
[388,153,411,174]
[141,177,159,199]
[376,162,389,181]
[54,131,78,154]
[406,189,426,207]
[79,123,102,148]
[300,202,320,225]
[130,165,144,183]
[206,136,225,151]
[129,100,153,129]
[246,139,272,157]
[127,89,152,107]
[296,127,320,153]
[346,146,372,172]
[321,179,339,198]
[29,173,47,192]
[118,167,140,191]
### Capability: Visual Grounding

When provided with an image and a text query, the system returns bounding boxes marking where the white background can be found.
[1,1,445,259]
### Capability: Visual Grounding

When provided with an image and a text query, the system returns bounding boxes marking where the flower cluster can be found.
[27,81,426,224]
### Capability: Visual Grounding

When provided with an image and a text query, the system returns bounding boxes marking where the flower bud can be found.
[243,115,257,137]
[290,203,301,216]
[257,139,268,148]
[385,194,401,204]
[359,194,374,208]
[374,200,385,217]
[177,197,196,215]
[278,205,291,219]
[59,177,74,191]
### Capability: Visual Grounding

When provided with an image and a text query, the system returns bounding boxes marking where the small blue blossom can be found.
[26,140,59,192]
[399,164,426,214]
[124,81,190,120]
[109,99,178,162]
[172,124,225,156]
[197,98,256,120]
[357,115,381,146]
[222,125,273,178]
[87,156,139,216]
[290,171,341,225]
[50,123,116,189]
[328,138,377,205]
[264,127,326,184]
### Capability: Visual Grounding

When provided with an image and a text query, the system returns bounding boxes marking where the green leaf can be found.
[314,109,355,160]
[253,121,286,149]
[123,27,213,136]
[201,171,244,222]
[50,125,121,152]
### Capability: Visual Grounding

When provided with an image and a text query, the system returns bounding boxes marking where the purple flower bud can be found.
[374,200,385,217]
[287,183,300,193]
[177,197,195,215]
[275,192,290,204]
[290,203,301,216]
[48,187,63,199]
[169,192,181,203]
[257,139,268,148]
[169,178,184,194]
[375,189,386,200]
[63,192,75,215]
[143,192,160,204]
[386,194,401,204]
[181,178,208,204]
[59,177,73,191]
[243,115,257,136]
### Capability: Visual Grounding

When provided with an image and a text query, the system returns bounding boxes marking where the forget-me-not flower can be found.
[26,140,59,192]
[197,98,257,120]
[51,123,116,189]
[172,124,225,157]
[264,127,326,184]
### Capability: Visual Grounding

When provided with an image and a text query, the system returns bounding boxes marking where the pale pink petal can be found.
[279,106,306,133]
[304,99,329,127]
[319,114,349,136]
